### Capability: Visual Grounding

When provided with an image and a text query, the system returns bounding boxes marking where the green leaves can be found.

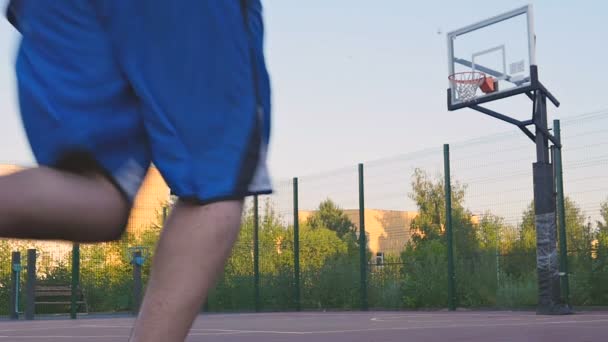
[305,199,356,238]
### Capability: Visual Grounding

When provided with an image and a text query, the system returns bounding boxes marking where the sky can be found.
[0,0,607,181]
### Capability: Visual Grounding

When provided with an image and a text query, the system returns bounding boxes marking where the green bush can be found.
[400,240,448,308]
[368,260,404,309]
[496,273,537,307]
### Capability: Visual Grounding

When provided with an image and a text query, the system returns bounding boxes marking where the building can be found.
[300,209,418,259]
[126,167,171,236]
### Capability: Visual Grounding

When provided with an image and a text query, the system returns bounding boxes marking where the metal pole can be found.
[71,243,80,319]
[358,163,368,311]
[25,249,36,320]
[535,92,550,163]
[532,91,563,314]
[553,119,570,306]
[293,178,301,311]
[253,195,260,312]
[132,250,143,315]
[10,252,21,320]
[444,144,456,311]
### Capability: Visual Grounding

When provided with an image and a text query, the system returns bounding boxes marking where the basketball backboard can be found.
[447,5,536,109]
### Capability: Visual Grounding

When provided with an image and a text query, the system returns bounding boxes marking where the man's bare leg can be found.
[128,200,244,342]
[0,167,130,242]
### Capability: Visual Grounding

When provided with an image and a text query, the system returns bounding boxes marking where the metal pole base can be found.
[537,304,574,315]
[533,163,571,315]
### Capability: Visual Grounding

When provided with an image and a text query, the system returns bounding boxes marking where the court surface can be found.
[0,311,607,341]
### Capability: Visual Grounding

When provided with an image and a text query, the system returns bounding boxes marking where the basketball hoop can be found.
[449,71,486,102]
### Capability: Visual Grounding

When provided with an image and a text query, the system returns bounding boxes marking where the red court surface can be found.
[0,311,607,341]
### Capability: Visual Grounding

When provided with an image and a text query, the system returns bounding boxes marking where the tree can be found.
[500,202,537,279]
[597,199,608,241]
[408,169,451,243]
[306,199,355,239]
[207,198,359,310]
[504,197,590,277]
[594,198,608,275]
[401,169,490,306]
[406,168,478,254]
[563,197,593,253]
[518,202,537,250]
[592,198,608,304]
[517,197,590,252]
[477,213,511,252]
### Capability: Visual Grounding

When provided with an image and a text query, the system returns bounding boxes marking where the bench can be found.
[35,285,88,314]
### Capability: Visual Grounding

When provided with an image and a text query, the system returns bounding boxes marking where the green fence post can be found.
[71,243,80,319]
[10,251,21,320]
[358,163,368,311]
[25,249,36,320]
[444,144,456,311]
[553,119,570,306]
[253,195,260,312]
[293,178,301,311]
[132,250,143,315]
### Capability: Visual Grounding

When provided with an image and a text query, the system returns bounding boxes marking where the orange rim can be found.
[448,71,486,84]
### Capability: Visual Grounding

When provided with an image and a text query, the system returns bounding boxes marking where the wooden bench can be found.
[35,285,88,314]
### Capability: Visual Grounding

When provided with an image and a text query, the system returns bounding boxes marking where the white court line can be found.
[182,318,608,336]
[201,312,414,318]
[0,326,91,333]
[0,332,247,339]
[74,324,133,328]
[370,317,550,324]
[0,324,134,332]
[0,319,607,339]
[370,312,608,321]
[369,314,564,322]
[0,336,127,339]
[198,312,545,323]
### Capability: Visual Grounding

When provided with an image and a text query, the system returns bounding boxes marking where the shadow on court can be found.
[0,311,607,341]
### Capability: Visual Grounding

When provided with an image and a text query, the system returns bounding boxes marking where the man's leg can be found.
[4,0,148,244]
[0,167,130,242]
[129,200,243,342]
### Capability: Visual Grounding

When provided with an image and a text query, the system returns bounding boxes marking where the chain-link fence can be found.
[1,110,607,317]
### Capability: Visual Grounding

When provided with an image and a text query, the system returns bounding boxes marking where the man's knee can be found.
[88,175,132,242]
[59,168,133,242]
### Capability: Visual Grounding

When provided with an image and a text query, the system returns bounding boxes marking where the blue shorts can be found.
[6,0,272,203]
